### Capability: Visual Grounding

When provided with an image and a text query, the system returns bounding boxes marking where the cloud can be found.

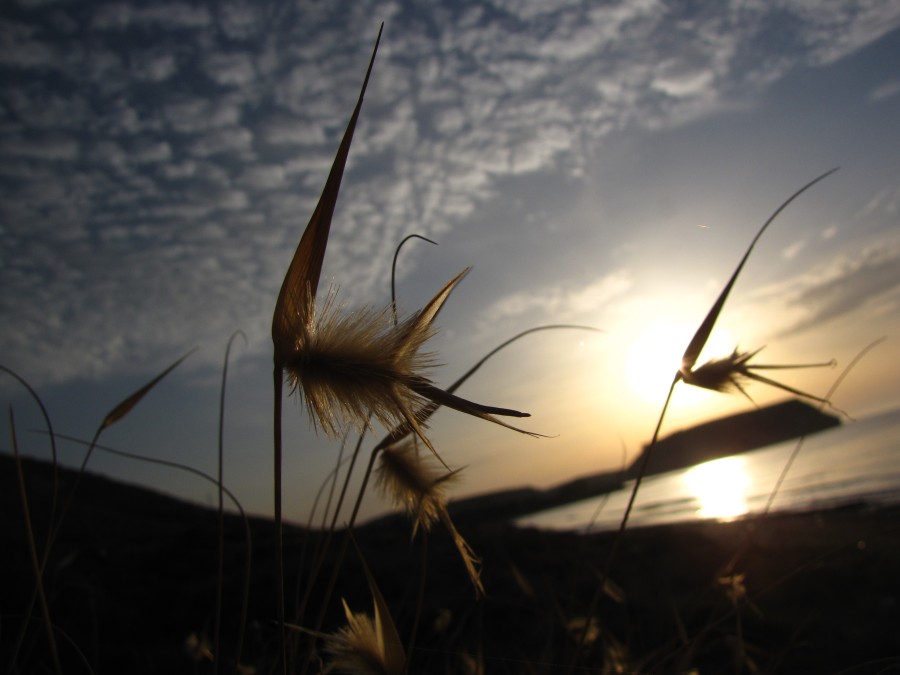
[204,51,257,87]
[870,79,900,102]
[91,3,213,31]
[478,271,633,326]
[749,227,900,341]
[1,132,79,161]
[781,239,807,261]
[2,0,899,387]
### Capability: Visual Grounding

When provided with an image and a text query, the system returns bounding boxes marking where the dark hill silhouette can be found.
[446,398,840,523]
[625,398,840,479]
[3,404,897,675]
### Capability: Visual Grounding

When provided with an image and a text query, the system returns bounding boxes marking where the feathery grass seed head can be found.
[375,439,460,534]
[282,269,536,458]
[284,288,439,437]
[680,348,758,394]
[376,439,484,594]
[324,600,399,675]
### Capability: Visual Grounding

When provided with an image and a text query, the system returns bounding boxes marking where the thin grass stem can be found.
[10,407,62,675]
[1,366,61,673]
[273,363,287,674]
[569,376,679,670]
[215,330,246,673]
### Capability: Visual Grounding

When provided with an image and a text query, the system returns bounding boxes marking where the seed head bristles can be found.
[322,534,406,675]
[371,324,602,453]
[324,600,401,675]
[681,346,838,407]
[375,439,484,595]
[375,439,462,536]
[284,286,439,438]
[283,268,537,464]
[437,509,485,597]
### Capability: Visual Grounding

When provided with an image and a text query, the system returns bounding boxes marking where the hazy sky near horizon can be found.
[3,0,900,523]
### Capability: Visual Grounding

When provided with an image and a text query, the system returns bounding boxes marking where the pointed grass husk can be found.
[322,534,405,675]
[678,167,838,375]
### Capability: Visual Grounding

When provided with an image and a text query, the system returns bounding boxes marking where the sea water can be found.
[517,406,900,532]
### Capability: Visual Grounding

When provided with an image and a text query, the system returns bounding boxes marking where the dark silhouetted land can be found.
[4,426,899,674]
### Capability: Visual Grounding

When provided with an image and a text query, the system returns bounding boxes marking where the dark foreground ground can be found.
[3,454,899,674]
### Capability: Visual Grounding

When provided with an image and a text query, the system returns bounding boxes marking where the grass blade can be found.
[272,23,383,361]
[101,349,196,430]
[680,168,838,373]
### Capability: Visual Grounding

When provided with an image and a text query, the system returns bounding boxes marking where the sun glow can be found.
[684,457,751,520]
[625,321,736,405]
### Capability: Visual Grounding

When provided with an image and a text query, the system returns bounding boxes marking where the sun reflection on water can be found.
[684,456,751,520]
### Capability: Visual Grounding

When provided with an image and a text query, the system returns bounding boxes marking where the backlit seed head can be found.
[375,439,460,535]
[324,600,401,675]
[375,439,484,594]
[681,346,835,406]
[284,287,438,438]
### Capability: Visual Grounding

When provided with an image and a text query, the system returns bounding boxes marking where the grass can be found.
[3,26,899,675]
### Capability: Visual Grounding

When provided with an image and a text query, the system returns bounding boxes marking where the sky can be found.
[2,0,900,525]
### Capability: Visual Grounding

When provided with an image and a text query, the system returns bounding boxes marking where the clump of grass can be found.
[270,24,540,672]
[3,351,193,674]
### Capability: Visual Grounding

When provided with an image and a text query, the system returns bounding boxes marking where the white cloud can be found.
[781,239,807,261]
[870,79,900,102]
[2,132,79,161]
[92,3,213,30]
[258,115,326,147]
[0,20,58,69]
[237,164,287,191]
[479,271,632,325]
[130,139,173,164]
[164,98,243,134]
[204,51,257,87]
[788,0,900,65]
[132,52,179,82]
[188,126,255,158]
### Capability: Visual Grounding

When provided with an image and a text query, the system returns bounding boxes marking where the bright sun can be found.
[624,321,736,405]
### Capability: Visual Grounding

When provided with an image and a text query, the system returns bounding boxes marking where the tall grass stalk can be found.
[215,330,246,673]
[271,26,381,673]
[0,366,60,560]
[9,408,62,675]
